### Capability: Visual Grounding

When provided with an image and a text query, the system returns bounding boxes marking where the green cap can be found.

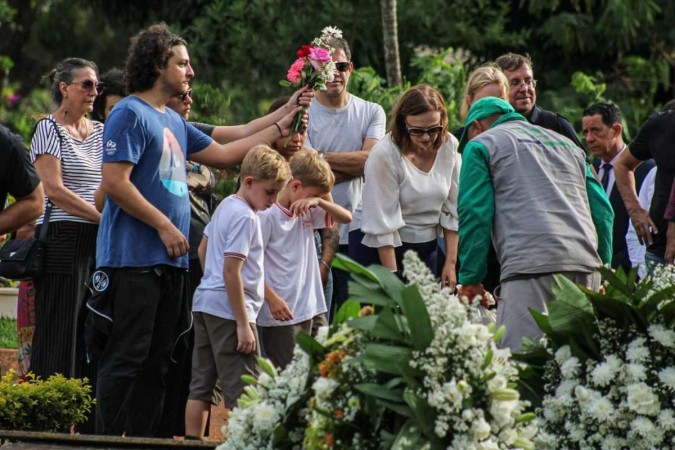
[459,97,515,151]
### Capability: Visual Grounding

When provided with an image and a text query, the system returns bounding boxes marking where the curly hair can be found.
[92,68,127,121]
[41,58,98,105]
[495,52,534,72]
[390,84,448,155]
[125,23,187,93]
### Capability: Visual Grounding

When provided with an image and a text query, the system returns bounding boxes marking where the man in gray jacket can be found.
[457,97,614,351]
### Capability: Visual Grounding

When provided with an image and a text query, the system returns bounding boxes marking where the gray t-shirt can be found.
[307,94,386,244]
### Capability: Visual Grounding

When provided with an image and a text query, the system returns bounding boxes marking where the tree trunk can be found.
[380,0,402,87]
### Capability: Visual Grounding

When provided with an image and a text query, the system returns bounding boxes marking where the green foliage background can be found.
[1,0,674,143]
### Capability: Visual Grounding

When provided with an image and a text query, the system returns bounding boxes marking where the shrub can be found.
[0,316,17,349]
[0,370,94,432]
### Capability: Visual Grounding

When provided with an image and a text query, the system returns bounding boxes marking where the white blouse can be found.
[359,132,461,247]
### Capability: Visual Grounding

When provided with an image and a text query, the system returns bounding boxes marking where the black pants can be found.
[330,244,351,319]
[95,265,190,437]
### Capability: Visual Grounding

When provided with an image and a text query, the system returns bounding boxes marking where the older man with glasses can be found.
[495,52,583,148]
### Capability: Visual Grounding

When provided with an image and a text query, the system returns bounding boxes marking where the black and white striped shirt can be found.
[30,115,103,224]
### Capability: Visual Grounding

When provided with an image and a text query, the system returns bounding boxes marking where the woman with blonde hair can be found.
[459,63,510,120]
[349,84,461,288]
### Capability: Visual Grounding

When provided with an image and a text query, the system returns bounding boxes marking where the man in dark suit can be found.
[583,103,655,271]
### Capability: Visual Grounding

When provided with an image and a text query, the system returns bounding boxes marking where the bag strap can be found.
[32,116,63,243]
[38,200,53,244]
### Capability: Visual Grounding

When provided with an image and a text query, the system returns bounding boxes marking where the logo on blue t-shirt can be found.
[105,140,117,156]
[159,128,188,196]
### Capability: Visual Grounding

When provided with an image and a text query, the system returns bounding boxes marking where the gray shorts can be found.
[260,313,328,369]
[188,312,260,409]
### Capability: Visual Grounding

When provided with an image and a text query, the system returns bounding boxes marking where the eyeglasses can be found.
[509,78,537,89]
[405,122,444,137]
[71,80,105,94]
[179,89,193,102]
[335,62,351,72]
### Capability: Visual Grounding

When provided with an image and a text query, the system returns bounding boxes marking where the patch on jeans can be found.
[92,270,110,292]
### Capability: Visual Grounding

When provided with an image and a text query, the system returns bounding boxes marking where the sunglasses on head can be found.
[405,123,444,137]
[71,80,105,94]
[179,88,193,102]
[335,62,351,72]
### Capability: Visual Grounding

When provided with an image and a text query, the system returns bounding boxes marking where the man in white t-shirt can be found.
[307,37,386,313]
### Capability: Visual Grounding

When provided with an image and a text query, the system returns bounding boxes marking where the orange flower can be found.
[359,306,374,317]
[324,433,335,448]
[334,409,345,419]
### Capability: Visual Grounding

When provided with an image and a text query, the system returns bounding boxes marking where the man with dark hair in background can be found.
[583,102,654,271]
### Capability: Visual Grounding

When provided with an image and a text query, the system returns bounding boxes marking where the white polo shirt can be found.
[257,203,331,326]
[192,195,265,322]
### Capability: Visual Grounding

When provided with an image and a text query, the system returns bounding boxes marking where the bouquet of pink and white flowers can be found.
[280,26,342,135]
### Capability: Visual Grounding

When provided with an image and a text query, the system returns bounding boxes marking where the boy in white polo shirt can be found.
[258,149,352,369]
[184,145,291,439]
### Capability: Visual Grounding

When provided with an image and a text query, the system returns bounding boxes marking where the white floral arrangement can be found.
[518,265,675,449]
[218,346,312,450]
[218,251,536,449]
[403,252,537,449]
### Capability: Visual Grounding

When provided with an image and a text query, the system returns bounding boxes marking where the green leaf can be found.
[368,265,406,305]
[364,343,417,377]
[598,266,633,298]
[400,285,433,351]
[347,315,378,331]
[548,297,595,334]
[529,308,554,336]
[334,299,361,325]
[332,253,379,283]
[355,383,404,403]
[403,390,442,446]
[551,274,594,315]
[278,80,292,87]
[347,281,392,306]
[371,307,408,342]
[391,419,425,450]
[295,331,326,360]
[591,297,647,332]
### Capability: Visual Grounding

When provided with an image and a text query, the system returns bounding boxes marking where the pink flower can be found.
[286,58,306,84]
[308,47,330,70]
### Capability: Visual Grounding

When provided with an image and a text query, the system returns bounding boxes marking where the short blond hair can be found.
[460,64,510,120]
[288,149,335,192]
[240,145,292,184]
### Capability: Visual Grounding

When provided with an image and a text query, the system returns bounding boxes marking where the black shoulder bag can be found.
[0,117,61,280]
[0,200,53,280]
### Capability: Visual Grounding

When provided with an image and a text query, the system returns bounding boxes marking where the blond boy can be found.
[257,149,352,368]
[185,145,291,439]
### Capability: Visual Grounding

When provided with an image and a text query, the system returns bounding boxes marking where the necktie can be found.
[601,163,612,192]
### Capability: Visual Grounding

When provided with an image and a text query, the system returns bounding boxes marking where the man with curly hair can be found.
[94,23,301,437]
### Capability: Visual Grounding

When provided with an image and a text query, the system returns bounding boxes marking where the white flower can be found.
[554,345,571,365]
[574,385,591,402]
[658,367,675,391]
[560,356,581,379]
[591,355,622,386]
[257,372,273,388]
[250,401,281,433]
[626,337,649,362]
[586,397,613,421]
[488,375,507,392]
[626,382,660,416]
[623,363,647,382]
[320,26,343,39]
[648,324,675,348]
[657,409,675,430]
[311,377,338,398]
[630,416,656,436]
[472,417,491,441]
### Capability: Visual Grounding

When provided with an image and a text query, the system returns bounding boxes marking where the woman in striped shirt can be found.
[29,58,103,389]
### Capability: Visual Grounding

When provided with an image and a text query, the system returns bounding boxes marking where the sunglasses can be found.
[335,62,351,72]
[71,80,105,94]
[405,123,444,137]
[179,88,193,102]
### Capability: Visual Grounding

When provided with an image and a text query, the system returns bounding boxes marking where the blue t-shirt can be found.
[96,95,213,269]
